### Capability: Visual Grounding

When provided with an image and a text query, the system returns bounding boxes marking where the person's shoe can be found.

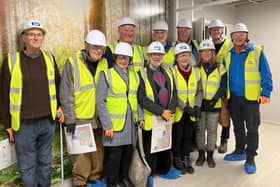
[183,155,194,174]
[224,150,246,161]
[207,151,216,168]
[74,185,86,187]
[173,156,186,174]
[218,138,228,153]
[195,149,205,166]
[244,156,256,174]
[119,178,135,187]
[147,176,154,187]
[159,168,181,180]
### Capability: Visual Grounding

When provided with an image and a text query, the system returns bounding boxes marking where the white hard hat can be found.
[230,23,248,34]
[199,40,215,51]
[208,19,224,29]
[20,20,46,34]
[114,42,133,57]
[118,17,136,27]
[85,30,107,46]
[153,20,168,31]
[147,41,165,54]
[174,43,191,55]
[176,18,192,28]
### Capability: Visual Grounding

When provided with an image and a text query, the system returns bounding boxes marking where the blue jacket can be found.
[228,43,273,98]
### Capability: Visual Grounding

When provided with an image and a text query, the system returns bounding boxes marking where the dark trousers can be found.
[103,145,133,183]
[142,130,172,176]
[229,96,260,156]
[172,112,196,157]
[221,123,231,139]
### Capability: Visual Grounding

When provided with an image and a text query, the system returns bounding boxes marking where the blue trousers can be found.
[14,117,55,187]
[229,96,260,156]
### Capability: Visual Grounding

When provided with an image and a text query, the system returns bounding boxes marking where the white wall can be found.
[235,1,280,124]
[177,0,280,124]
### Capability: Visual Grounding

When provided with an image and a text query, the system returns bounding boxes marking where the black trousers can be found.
[229,96,260,156]
[142,130,172,176]
[221,123,231,139]
[103,145,133,183]
[172,112,196,157]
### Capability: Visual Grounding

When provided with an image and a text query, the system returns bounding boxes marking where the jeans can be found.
[14,117,55,187]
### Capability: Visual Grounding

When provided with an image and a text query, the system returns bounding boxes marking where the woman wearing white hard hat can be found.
[137,41,179,186]
[0,19,64,187]
[97,42,144,187]
[224,23,273,175]
[171,43,203,174]
[60,29,111,187]
[195,40,227,168]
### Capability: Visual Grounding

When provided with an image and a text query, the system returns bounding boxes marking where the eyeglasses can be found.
[116,55,130,61]
[25,32,44,38]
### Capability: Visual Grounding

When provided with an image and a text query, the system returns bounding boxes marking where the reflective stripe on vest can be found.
[8,51,57,131]
[141,65,174,130]
[109,42,145,72]
[69,51,108,119]
[226,45,262,100]
[215,39,232,63]
[200,64,226,108]
[173,66,200,122]
[104,67,139,131]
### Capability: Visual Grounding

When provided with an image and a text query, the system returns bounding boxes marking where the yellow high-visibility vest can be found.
[200,64,226,108]
[8,51,57,131]
[162,47,175,67]
[68,51,108,119]
[104,67,139,131]
[172,66,200,122]
[140,65,174,130]
[225,45,262,100]
[215,39,232,63]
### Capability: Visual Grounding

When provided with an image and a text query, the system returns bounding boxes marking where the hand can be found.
[194,106,201,119]
[183,105,195,116]
[203,99,217,110]
[138,120,145,128]
[161,109,173,121]
[105,128,114,138]
[56,107,65,124]
[66,123,76,134]
[258,96,270,104]
[6,128,14,143]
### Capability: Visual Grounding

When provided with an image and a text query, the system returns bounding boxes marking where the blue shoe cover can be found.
[224,153,246,161]
[244,162,256,174]
[87,179,106,187]
[147,176,154,187]
[159,168,181,180]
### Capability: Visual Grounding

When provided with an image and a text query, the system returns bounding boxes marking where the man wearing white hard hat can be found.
[60,29,111,186]
[171,43,203,174]
[97,42,144,187]
[0,19,64,187]
[174,18,200,65]
[107,17,145,72]
[223,23,273,175]
[208,19,232,154]
[138,41,179,186]
[152,20,175,66]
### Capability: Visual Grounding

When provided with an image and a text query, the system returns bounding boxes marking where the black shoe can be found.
[195,150,205,166]
[183,155,194,174]
[173,156,186,174]
[207,151,216,168]
[218,138,228,153]
[119,178,135,187]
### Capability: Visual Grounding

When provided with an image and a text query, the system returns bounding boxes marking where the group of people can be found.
[0,16,273,187]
